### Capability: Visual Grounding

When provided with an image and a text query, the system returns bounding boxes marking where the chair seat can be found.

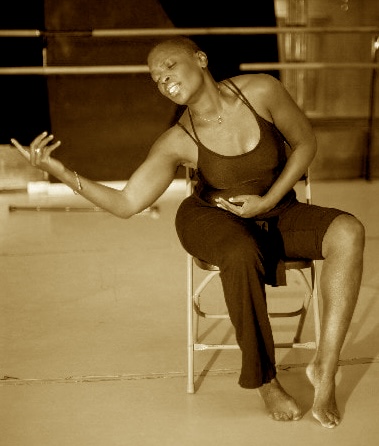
[194,257,313,272]
[283,258,313,270]
[194,257,219,271]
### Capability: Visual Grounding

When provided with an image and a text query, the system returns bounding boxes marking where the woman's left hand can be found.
[11,131,63,175]
[215,195,272,218]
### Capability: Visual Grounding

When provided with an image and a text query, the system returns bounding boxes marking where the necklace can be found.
[192,85,223,124]
[196,114,223,124]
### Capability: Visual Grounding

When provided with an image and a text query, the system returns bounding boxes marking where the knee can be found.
[322,214,365,258]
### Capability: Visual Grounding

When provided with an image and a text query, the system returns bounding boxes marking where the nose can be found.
[161,74,170,84]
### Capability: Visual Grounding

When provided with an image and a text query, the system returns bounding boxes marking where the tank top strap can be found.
[176,119,200,146]
[187,108,201,141]
[176,79,262,146]
[222,79,259,118]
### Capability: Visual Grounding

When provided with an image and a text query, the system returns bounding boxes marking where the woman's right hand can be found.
[11,131,64,175]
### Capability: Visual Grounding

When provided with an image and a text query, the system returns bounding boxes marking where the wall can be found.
[1,0,378,185]
[0,0,280,183]
[44,0,177,181]
[275,0,379,179]
[0,0,50,144]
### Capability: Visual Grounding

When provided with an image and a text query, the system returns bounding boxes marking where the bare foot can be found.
[258,377,302,421]
[306,363,340,428]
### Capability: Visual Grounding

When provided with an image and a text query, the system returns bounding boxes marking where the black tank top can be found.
[177,79,296,217]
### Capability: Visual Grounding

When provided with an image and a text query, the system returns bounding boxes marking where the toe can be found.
[292,412,303,421]
[271,412,287,421]
[328,411,341,427]
[313,410,338,429]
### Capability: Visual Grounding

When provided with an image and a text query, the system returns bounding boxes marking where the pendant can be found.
[217,116,222,124]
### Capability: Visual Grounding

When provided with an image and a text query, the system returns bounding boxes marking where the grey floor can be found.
[1,178,378,446]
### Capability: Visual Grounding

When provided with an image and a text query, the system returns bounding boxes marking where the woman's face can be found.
[148,45,204,105]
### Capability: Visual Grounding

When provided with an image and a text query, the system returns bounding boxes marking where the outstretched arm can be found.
[11,131,180,219]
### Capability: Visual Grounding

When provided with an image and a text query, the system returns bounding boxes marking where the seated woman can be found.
[11,36,365,428]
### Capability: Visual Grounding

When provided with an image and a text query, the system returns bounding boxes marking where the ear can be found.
[197,51,208,68]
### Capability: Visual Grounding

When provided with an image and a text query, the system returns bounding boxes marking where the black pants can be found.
[175,194,348,388]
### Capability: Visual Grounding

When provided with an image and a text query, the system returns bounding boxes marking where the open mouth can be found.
[167,83,180,96]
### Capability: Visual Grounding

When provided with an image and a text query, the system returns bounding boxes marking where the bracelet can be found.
[73,171,83,195]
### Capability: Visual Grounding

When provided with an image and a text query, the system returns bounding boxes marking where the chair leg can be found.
[187,254,195,393]
[311,261,321,347]
[291,269,313,344]
[269,265,320,350]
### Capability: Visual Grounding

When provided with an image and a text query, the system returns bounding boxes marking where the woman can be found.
[11,36,365,428]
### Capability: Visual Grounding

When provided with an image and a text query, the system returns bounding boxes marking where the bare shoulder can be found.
[226,73,298,121]
[228,73,284,96]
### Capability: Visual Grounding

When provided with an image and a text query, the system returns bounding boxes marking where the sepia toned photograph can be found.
[1,1,378,445]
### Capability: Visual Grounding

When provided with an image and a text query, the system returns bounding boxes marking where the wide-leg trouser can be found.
[176,196,277,388]
[175,194,348,389]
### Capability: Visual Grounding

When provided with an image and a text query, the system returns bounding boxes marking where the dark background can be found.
[1,0,279,180]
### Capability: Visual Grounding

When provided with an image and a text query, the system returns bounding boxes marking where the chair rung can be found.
[194,343,240,351]
[269,309,304,318]
[275,341,316,349]
[274,341,317,349]
[194,341,316,351]
[194,304,230,319]
[292,341,317,349]
[197,310,304,318]
[202,314,230,319]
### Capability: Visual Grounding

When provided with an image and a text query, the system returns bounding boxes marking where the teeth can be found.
[168,84,179,95]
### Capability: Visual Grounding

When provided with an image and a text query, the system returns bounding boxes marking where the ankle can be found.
[310,359,338,379]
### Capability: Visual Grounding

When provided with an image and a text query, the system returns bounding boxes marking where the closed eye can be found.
[151,60,176,83]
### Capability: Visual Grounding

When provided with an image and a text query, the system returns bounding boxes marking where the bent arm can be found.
[261,75,317,209]
[217,75,317,218]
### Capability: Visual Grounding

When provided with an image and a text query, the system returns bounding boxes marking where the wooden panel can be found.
[47,73,177,181]
[44,0,177,181]
[310,118,374,179]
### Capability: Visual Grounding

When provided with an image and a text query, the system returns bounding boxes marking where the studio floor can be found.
[1,178,379,446]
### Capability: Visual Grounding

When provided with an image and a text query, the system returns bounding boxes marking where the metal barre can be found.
[0,65,149,75]
[240,62,379,71]
[1,26,379,38]
[0,61,377,76]
[0,30,41,37]
[92,26,379,36]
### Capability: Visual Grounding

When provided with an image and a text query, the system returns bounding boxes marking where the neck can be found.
[189,83,223,124]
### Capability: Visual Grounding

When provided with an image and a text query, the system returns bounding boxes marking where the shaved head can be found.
[148,37,202,61]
